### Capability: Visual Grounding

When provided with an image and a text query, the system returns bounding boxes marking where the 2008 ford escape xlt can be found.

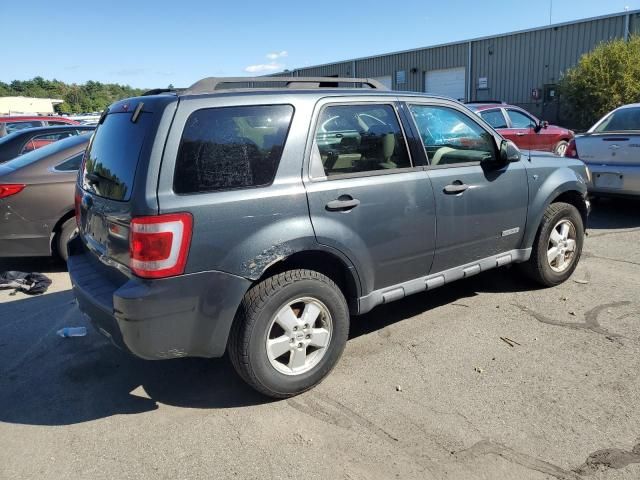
[68,77,590,398]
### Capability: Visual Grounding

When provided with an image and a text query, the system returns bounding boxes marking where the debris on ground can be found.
[569,311,577,316]
[395,385,403,392]
[57,327,87,338]
[500,337,521,347]
[574,279,590,285]
[474,367,484,374]
[0,271,52,296]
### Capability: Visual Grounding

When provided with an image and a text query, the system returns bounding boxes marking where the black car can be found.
[0,125,94,164]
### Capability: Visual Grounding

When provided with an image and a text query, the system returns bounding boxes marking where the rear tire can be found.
[554,140,569,156]
[56,218,77,262]
[228,269,349,398]
[521,202,584,287]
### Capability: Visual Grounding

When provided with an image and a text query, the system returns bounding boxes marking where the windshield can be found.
[2,135,88,170]
[593,107,640,132]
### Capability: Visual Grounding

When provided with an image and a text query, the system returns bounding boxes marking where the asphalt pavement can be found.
[1,198,639,480]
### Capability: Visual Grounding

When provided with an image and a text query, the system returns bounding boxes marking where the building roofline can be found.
[280,8,639,74]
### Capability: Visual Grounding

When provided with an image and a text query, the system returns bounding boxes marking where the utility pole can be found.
[549,0,553,25]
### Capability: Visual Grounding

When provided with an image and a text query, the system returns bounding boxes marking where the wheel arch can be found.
[50,209,75,255]
[253,249,362,313]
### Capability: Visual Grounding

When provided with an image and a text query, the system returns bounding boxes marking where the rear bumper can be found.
[585,163,640,197]
[67,236,251,360]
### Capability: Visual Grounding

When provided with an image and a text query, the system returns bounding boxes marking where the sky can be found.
[3,0,639,89]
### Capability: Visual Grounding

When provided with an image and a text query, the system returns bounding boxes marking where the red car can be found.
[0,115,80,137]
[466,102,574,156]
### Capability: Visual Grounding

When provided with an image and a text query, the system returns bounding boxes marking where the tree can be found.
[560,36,640,129]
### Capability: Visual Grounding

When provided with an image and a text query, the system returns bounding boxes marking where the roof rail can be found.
[465,100,505,104]
[142,88,180,96]
[181,76,387,95]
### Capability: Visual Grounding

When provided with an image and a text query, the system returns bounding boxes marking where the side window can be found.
[174,105,293,194]
[409,105,496,166]
[506,109,536,128]
[19,132,73,154]
[480,110,508,129]
[314,104,411,177]
[47,120,70,126]
[55,152,84,172]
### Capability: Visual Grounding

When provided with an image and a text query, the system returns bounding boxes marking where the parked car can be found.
[0,125,94,163]
[466,102,574,156]
[0,115,80,137]
[0,134,89,261]
[68,77,589,398]
[565,103,640,198]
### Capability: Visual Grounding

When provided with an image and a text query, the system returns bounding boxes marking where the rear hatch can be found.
[76,96,176,270]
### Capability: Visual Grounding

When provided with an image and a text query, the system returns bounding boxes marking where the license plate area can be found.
[594,172,623,189]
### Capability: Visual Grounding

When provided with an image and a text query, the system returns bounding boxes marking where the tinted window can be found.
[82,112,152,201]
[507,109,536,128]
[55,152,84,171]
[174,105,293,194]
[3,136,88,170]
[315,104,411,177]
[47,120,70,126]
[480,110,508,129]
[594,107,640,132]
[409,105,496,165]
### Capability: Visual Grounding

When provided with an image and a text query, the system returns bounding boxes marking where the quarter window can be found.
[55,152,84,171]
[507,109,536,128]
[314,104,411,177]
[174,105,293,194]
[409,105,496,166]
[480,110,508,129]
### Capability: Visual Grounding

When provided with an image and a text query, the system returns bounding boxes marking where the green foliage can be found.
[0,77,146,114]
[560,36,640,129]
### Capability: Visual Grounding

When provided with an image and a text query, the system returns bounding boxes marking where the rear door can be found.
[304,100,436,295]
[406,101,528,273]
[77,102,162,267]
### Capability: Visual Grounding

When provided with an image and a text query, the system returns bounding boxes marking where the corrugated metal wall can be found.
[285,10,639,122]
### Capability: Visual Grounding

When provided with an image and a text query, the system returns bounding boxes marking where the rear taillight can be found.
[129,213,193,279]
[0,184,26,199]
[564,139,579,159]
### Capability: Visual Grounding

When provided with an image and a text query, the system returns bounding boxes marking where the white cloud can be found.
[244,63,284,73]
[266,50,288,60]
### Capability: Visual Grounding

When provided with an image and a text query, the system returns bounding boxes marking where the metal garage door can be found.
[372,75,392,90]
[424,67,466,101]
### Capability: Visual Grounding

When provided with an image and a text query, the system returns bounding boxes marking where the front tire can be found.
[554,140,569,157]
[521,202,584,287]
[229,269,349,398]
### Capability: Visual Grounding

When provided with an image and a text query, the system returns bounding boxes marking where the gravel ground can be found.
[1,198,639,480]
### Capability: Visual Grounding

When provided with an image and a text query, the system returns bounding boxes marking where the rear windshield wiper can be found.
[86,171,118,186]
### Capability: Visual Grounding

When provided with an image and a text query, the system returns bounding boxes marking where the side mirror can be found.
[500,139,521,164]
[534,120,549,133]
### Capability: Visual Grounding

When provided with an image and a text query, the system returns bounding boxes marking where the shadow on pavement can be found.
[588,197,640,230]
[0,266,533,426]
[0,290,267,427]
[0,256,67,274]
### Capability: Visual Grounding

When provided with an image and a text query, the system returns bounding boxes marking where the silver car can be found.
[567,104,640,197]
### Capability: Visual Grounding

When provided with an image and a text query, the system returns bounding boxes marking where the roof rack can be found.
[181,76,387,95]
[465,100,505,104]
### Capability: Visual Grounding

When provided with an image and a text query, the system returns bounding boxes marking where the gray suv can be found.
[68,77,590,398]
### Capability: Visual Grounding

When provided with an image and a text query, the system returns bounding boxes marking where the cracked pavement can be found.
[1,198,639,479]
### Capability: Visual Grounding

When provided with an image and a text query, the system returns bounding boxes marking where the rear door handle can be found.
[326,196,360,211]
[443,183,469,194]
[516,132,527,136]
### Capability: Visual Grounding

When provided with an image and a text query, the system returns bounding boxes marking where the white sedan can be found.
[565,104,640,197]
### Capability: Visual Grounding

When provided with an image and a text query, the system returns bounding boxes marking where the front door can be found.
[406,102,529,273]
[304,101,436,295]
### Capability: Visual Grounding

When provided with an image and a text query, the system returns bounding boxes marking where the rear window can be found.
[3,135,87,170]
[174,105,293,194]
[82,112,151,201]
[594,107,640,132]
